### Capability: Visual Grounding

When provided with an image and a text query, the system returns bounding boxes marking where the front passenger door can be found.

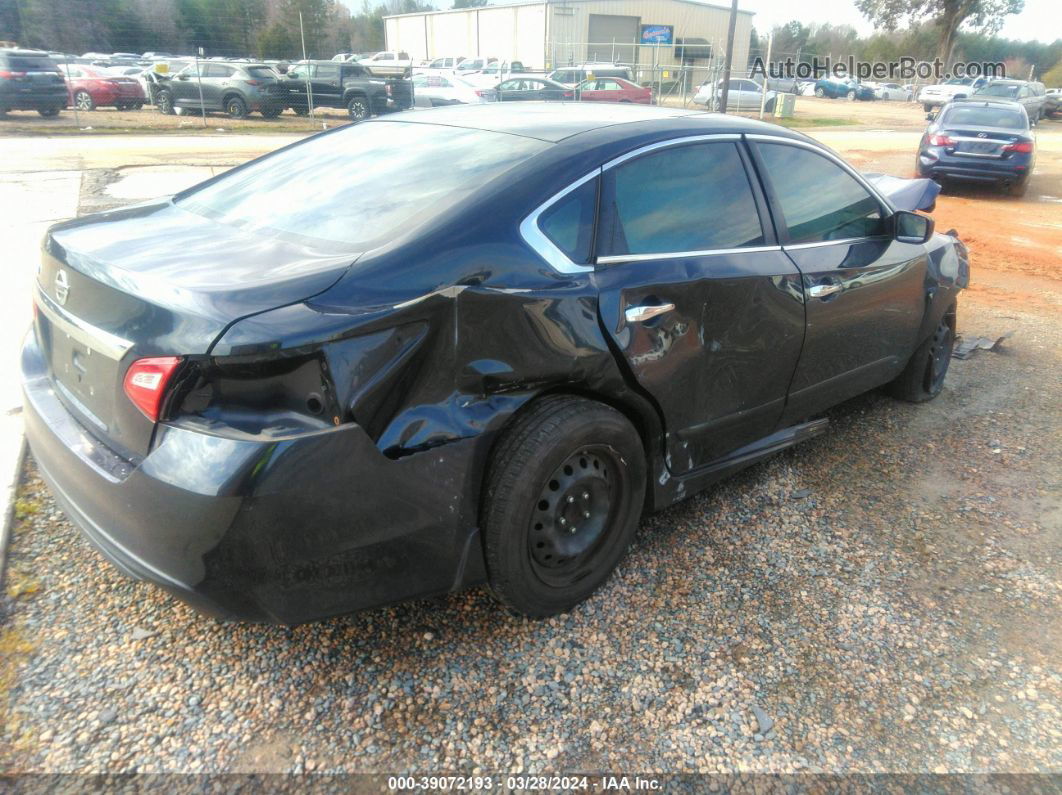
[751,140,928,423]
[593,139,806,471]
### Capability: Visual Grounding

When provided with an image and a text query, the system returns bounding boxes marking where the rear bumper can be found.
[0,86,67,110]
[918,151,1031,184]
[21,329,486,624]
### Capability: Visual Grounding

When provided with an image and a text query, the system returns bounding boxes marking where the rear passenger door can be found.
[592,138,806,471]
[749,138,928,423]
[312,63,342,106]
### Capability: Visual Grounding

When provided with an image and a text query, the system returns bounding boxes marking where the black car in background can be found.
[284,60,413,120]
[495,76,573,102]
[155,61,287,118]
[0,48,67,116]
[918,100,1035,195]
[23,104,968,624]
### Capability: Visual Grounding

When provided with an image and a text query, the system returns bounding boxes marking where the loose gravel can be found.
[1,292,1059,776]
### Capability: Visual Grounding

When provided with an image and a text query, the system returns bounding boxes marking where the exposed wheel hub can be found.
[530,450,612,571]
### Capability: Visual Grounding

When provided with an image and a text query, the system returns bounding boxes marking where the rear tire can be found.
[37,106,61,117]
[74,90,95,111]
[887,307,956,402]
[815,87,825,98]
[346,94,370,120]
[260,105,283,118]
[225,96,248,119]
[846,90,856,101]
[765,97,776,113]
[1006,178,1028,197]
[482,395,646,618]
[924,103,933,112]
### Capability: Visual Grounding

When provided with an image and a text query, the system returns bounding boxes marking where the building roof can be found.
[384,0,754,20]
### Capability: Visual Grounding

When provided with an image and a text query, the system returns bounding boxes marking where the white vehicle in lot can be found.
[455,57,500,74]
[459,63,527,88]
[412,72,494,105]
[918,76,990,110]
[693,77,777,112]
[425,56,466,70]
[873,82,913,101]
[358,51,412,69]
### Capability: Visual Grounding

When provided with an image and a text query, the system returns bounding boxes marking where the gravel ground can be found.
[1,289,1059,775]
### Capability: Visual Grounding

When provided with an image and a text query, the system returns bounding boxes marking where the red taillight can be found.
[563,90,573,100]
[928,134,955,146]
[474,89,489,97]
[0,70,26,78]
[1002,141,1033,153]
[123,356,182,421]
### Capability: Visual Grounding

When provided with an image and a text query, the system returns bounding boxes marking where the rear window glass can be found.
[944,106,1026,129]
[246,66,277,79]
[976,83,1019,98]
[177,121,547,250]
[7,56,57,71]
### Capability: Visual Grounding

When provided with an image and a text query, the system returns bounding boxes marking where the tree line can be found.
[752,21,1060,83]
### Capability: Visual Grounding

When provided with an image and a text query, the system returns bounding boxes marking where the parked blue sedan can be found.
[916,99,1035,196]
[814,77,875,101]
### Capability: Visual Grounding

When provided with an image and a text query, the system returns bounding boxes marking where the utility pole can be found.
[758,32,772,119]
[300,11,315,123]
[718,0,739,114]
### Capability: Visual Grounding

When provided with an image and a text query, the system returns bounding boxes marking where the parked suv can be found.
[155,62,287,118]
[0,48,67,116]
[970,79,1047,122]
[284,60,412,120]
[917,76,990,111]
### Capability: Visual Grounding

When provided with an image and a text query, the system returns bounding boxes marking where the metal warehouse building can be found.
[384,0,753,75]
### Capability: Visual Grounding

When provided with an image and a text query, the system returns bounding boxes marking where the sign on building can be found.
[640,25,674,45]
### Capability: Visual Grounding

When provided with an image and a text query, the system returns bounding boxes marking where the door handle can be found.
[625,303,675,323]
[808,283,843,299]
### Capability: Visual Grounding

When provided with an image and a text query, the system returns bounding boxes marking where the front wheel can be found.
[765,97,776,113]
[347,94,370,120]
[38,106,61,117]
[846,90,856,101]
[482,395,646,618]
[887,308,956,402]
[923,103,933,112]
[260,105,283,118]
[815,87,825,98]
[156,90,174,115]
[74,90,95,111]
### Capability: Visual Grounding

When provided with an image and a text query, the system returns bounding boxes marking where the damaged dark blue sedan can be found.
[22,104,969,623]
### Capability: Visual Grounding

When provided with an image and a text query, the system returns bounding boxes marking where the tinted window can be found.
[977,83,1019,98]
[246,66,277,79]
[178,122,547,250]
[539,178,597,264]
[316,64,339,80]
[205,64,235,78]
[757,143,884,243]
[8,55,57,70]
[600,142,764,256]
[943,105,1026,129]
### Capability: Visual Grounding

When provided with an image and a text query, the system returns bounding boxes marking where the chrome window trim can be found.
[35,286,134,361]
[782,235,890,251]
[601,133,741,172]
[744,133,896,212]
[597,245,781,265]
[519,169,600,275]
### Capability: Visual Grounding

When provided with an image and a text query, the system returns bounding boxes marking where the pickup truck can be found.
[284,60,412,120]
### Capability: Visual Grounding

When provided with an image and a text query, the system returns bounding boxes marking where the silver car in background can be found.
[412,72,495,106]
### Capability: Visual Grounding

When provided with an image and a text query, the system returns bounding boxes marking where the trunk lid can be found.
[946,127,1025,158]
[36,200,354,459]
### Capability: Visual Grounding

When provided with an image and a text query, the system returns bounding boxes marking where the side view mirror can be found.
[894,210,934,244]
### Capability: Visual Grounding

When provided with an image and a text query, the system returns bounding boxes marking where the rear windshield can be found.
[944,106,1026,129]
[975,83,1019,98]
[177,121,548,250]
[5,55,57,71]
[246,66,277,79]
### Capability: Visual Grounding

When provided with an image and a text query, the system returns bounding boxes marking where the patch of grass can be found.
[5,571,40,599]
[13,499,39,521]
[0,626,37,754]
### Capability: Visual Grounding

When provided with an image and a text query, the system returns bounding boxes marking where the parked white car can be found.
[412,73,493,105]
[460,63,527,88]
[873,82,913,101]
[693,78,777,112]
[455,57,499,73]
[424,56,466,70]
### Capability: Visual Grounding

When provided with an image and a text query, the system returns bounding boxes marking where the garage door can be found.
[588,14,639,64]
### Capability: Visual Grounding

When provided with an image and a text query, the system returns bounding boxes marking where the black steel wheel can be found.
[887,306,956,402]
[347,94,369,120]
[226,96,248,119]
[482,395,646,617]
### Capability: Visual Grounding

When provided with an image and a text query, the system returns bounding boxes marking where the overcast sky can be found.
[351,0,1058,44]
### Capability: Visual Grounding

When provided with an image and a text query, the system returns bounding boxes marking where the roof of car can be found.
[0,48,53,57]
[950,98,1025,109]
[374,102,796,143]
